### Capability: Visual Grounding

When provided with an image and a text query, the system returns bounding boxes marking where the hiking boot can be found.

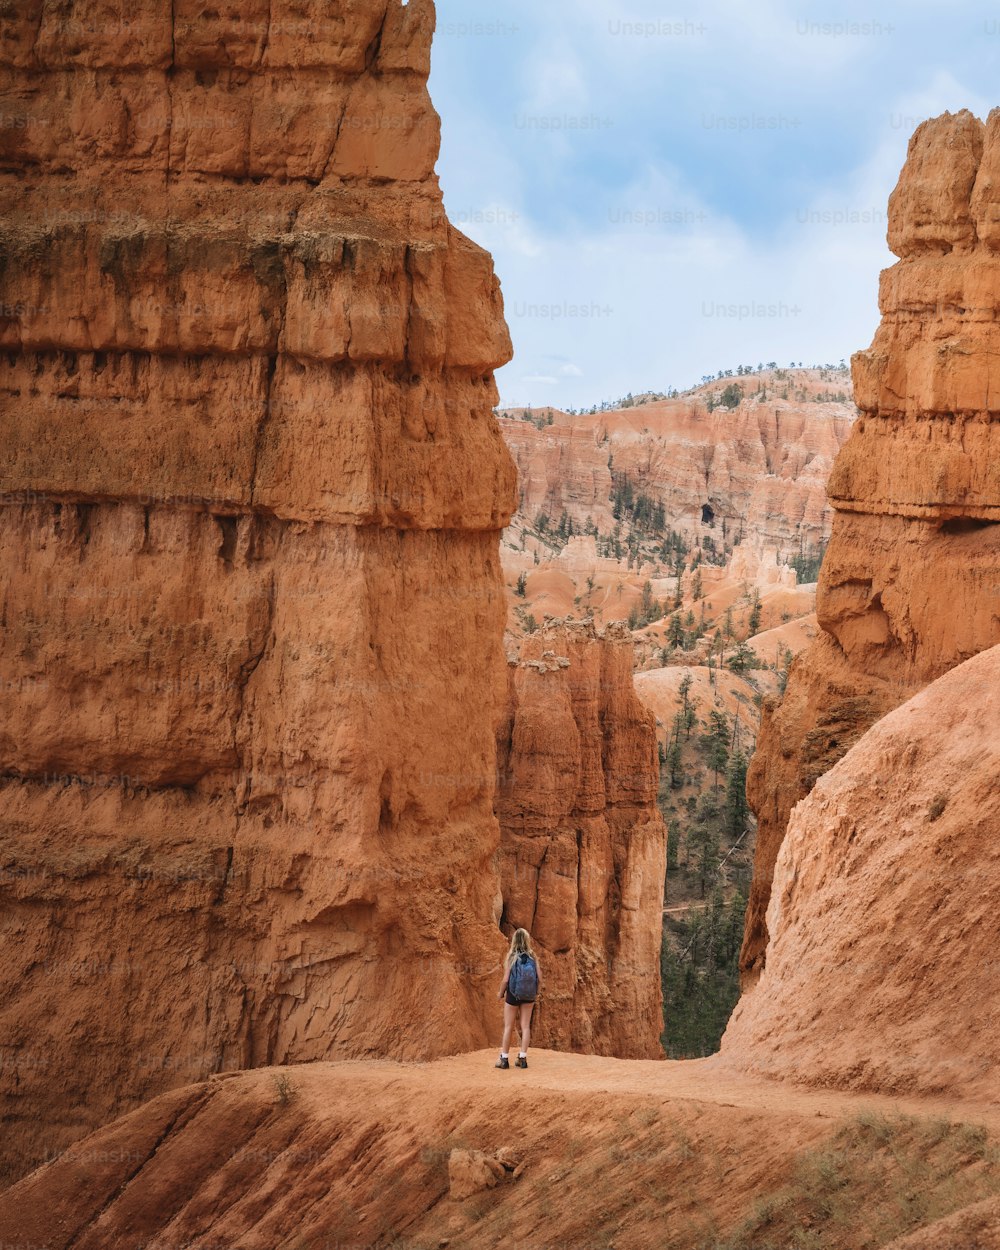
[516,1056,528,1069]
[495,1056,510,1069]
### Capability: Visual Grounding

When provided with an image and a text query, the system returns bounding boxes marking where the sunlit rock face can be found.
[725,642,1000,1104]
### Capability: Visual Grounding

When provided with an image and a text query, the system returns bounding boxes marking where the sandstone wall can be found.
[725,643,1000,1102]
[0,0,518,1184]
[741,109,1000,984]
[495,620,666,1058]
[499,389,854,555]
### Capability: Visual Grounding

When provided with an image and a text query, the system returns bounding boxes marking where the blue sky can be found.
[428,0,999,409]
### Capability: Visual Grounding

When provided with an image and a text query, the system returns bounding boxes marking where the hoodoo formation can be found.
[741,109,1000,984]
[0,0,519,1183]
[495,620,666,1059]
[7,4,1000,1244]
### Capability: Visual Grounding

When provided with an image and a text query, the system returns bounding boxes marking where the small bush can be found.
[954,1122,989,1158]
[852,1109,896,1145]
[709,1113,1000,1249]
[272,1073,296,1105]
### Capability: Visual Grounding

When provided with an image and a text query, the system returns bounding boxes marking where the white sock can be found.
[519,1052,526,1058]
[500,1052,508,1059]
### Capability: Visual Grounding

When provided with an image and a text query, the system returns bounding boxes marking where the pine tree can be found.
[747,590,762,636]
[778,644,794,695]
[667,713,684,788]
[640,580,656,625]
[727,639,755,674]
[701,708,729,790]
[691,816,720,899]
[726,890,747,963]
[677,672,693,740]
[724,750,749,838]
[666,818,680,871]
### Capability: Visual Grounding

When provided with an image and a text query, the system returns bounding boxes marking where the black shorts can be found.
[505,992,535,1007]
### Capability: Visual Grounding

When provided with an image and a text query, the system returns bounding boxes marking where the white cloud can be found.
[520,49,590,117]
[431,0,999,408]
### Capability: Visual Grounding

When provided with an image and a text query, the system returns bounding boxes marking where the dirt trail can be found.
[337,1048,1000,1131]
[4,1050,999,1250]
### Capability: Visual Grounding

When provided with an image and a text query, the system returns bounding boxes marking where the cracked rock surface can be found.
[0,0,518,1186]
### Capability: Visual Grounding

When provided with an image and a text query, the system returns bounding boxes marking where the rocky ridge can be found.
[499,367,855,559]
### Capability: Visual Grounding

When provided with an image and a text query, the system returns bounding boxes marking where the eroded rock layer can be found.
[495,621,666,1058]
[725,643,1000,1101]
[0,0,518,1184]
[741,110,1000,983]
[499,375,854,556]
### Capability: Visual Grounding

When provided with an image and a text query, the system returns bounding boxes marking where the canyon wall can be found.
[724,642,1000,1102]
[495,621,666,1058]
[0,0,518,1184]
[741,109,1000,984]
[499,376,854,556]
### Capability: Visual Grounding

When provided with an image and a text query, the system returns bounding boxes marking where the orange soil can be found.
[5,1050,1000,1250]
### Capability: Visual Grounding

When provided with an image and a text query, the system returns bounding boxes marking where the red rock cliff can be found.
[0,0,517,1184]
[741,109,1000,984]
[495,620,666,1058]
[499,373,854,556]
[725,642,1000,1101]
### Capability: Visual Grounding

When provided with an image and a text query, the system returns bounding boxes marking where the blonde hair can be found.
[506,927,537,969]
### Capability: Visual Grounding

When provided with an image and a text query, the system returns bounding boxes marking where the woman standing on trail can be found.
[495,928,541,1070]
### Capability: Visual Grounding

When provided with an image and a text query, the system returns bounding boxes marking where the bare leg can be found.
[519,1002,534,1054]
[500,1002,517,1055]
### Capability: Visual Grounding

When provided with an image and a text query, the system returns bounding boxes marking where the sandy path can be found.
[296,1048,1000,1131]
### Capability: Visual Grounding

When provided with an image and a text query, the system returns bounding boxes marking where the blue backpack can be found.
[507,952,538,1001]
